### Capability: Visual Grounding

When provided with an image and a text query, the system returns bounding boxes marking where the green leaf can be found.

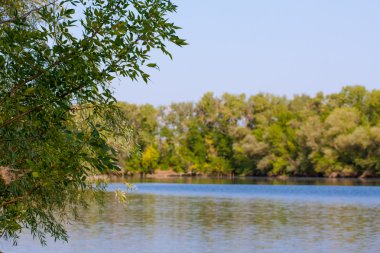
[65,9,75,16]
[146,63,157,68]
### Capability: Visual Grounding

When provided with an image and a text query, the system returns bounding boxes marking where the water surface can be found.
[2,179,380,253]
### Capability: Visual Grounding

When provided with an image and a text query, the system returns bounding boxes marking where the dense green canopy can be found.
[121,86,380,178]
[0,0,186,245]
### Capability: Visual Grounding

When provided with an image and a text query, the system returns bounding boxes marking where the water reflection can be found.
[3,189,379,253]
[73,193,380,253]
[123,176,380,186]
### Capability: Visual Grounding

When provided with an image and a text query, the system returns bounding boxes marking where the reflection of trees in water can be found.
[73,193,158,239]
[71,193,380,248]
[127,177,380,186]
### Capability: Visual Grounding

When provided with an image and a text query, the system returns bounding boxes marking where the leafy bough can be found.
[0,0,186,245]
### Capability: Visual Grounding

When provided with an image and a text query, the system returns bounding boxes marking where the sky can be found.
[111,0,380,106]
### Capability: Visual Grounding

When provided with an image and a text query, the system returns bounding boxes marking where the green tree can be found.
[116,86,380,178]
[141,144,159,174]
[0,0,186,245]
[365,90,380,124]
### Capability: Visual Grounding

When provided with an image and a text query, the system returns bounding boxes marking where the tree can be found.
[0,0,186,245]
[141,144,159,174]
[100,86,380,178]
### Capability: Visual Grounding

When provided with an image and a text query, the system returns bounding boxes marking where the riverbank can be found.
[107,169,379,179]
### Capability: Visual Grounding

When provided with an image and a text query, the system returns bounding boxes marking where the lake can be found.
[1,178,380,253]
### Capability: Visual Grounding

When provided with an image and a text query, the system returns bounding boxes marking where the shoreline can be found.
[98,169,380,180]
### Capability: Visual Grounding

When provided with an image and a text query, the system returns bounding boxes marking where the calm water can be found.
[2,179,380,253]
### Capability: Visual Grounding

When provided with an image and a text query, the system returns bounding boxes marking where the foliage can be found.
[121,86,380,178]
[0,0,186,245]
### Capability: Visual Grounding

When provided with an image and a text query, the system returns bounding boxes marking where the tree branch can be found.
[0,0,58,25]
[0,59,62,107]
[0,12,148,130]
[0,105,41,130]
[0,185,38,208]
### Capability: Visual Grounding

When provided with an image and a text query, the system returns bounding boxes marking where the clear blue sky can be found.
[112,0,380,105]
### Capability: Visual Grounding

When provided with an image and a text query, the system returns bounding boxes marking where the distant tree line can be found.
[119,85,380,178]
